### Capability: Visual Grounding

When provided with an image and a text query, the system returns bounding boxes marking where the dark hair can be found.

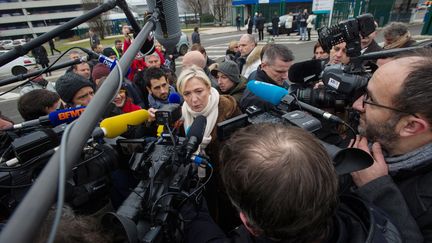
[114,39,122,45]
[220,124,338,242]
[393,49,432,124]
[313,42,326,54]
[73,62,90,71]
[194,26,199,32]
[262,44,294,65]
[143,67,167,89]
[190,43,206,55]
[18,89,60,121]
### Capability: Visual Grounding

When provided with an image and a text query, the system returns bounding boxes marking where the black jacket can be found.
[362,40,382,55]
[240,66,288,112]
[355,154,432,242]
[182,195,403,243]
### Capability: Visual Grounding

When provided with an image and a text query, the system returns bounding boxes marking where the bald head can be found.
[182,51,206,69]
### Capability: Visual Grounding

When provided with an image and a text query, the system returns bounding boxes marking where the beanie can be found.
[211,60,241,84]
[103,47,116,58]
[55,72,93,104]
[92,63,110,81]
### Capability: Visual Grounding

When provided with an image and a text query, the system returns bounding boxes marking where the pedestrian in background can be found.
[256,13,265,41]
[306,12,316,41]
[236,14,241,31]
[271,12,280,37]
[48,39,61,56]
[191,26,201,45]
[245,15,253,34]
[89,28,100,51]
[298,9,309,41]
[31,45,51,77]
[285,12,294,36]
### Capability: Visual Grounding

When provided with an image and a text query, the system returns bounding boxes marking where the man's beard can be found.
[358,114,400,152]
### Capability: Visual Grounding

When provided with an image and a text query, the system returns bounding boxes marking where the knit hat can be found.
[92,63,110,81]
[55,72,93,104]
[102,47,116,58]
[211,60,241,84]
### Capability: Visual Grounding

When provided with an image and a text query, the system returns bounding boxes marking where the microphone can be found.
[11,107,85,130]
[288,59,325,84]
[96,109,150,138]
[168,92,181,104]
[185,115,207,160]
[81,49,118,71]
[147,0,181,54]
[247,81,344,124]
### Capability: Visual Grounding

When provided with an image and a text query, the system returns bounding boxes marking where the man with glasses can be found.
[55,72,95,108]
[350,49,432,241]
[240,44,294,112]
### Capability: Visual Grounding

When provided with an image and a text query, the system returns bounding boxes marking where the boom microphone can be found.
[288,59,325,84]
[97,109,150,138]
[185,115,207,159]
[147,0,181,54]
[247,81,343,124]
[10,107,85,130]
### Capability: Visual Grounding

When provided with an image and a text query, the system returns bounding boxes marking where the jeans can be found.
[300,27,307,40]
[272,27,279,37]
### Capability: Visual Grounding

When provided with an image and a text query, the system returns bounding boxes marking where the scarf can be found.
[386,142,432,175]
[383,32,411,49]
[182,87,220,151]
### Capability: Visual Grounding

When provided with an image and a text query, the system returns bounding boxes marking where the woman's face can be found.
[182,77,210,112]
[113,89,126,108]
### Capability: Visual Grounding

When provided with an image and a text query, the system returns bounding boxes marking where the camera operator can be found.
[240,44,294,112]
[182,123,414,242]
[350,49,431,241]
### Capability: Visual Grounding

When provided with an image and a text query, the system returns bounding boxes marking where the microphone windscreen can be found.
[187,115,207,143]
[147,0,181,53]
[48,107,85,126]
[288,59,324,84]
[247,81,288,106]
[168,92,181,104]
[100,109,149,138]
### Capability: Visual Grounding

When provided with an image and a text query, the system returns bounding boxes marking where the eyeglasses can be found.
[362,92,418,118]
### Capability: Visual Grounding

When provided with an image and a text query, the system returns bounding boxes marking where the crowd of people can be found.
[0,13,431,243]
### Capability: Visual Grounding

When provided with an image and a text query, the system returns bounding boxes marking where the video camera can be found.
[0,124,118,217]
[103,103,210,243]
[288,14,376,110]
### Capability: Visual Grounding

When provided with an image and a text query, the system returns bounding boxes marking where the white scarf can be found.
[182,87,220,150]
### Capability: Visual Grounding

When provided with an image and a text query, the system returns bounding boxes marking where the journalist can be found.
[350,49,431,241]
[240,44,294,112]
[182,123,409,242]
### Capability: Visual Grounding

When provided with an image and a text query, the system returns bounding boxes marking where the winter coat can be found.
[238,45,262,79]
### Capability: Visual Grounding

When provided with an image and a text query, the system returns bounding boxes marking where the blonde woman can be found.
[177,66,241,158]
[177,66,242,232]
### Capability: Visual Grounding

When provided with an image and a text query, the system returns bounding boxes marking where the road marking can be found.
[208,33,244,41]
[0,92,20,102]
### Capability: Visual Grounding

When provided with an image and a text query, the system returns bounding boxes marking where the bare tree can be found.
[211,0,230,25]
[182,0,204,24]
[81,0,108,39]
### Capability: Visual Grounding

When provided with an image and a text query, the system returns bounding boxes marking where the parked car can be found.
[12,39,27,47]
[0,50,37,80]
[1,40,14,50]
[266,13,299,35]
[176,32,189,56]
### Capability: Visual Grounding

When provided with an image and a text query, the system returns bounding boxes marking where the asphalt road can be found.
[0,23,426,123]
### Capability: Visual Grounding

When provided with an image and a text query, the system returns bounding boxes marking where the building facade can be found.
[0,0,85,39]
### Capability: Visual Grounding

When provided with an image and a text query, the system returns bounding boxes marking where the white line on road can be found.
[207,33,244,41]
